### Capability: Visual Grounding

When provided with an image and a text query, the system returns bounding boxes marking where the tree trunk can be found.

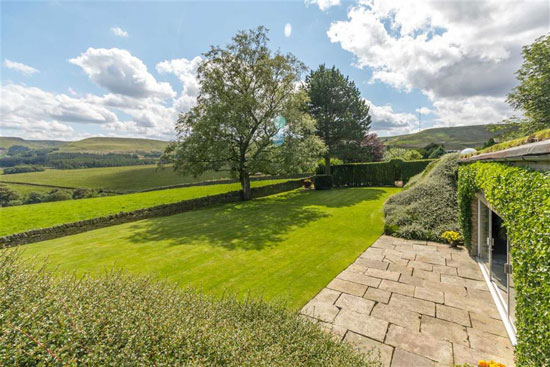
[324,155,331,175]
[239,170,252,201]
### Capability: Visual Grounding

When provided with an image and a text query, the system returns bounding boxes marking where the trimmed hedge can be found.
[331,159,434,187]
[384,154,459,241]
[458,162,550,366]
[0,252,378,366]
[313,175,333,190]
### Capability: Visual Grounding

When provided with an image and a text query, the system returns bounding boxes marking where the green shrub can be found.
[458,162,550,366]
[2,165,45,174]
[331,159,433,187]
[44,189,72,202]
[0,252,377,367]
[315,157,344,174]
[313,174,333,190]
[384,154,459,241]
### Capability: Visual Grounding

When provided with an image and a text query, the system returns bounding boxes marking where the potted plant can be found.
[303,178,313,189]
[441,231,463,248]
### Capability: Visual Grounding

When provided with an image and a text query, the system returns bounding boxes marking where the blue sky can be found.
[1,0,548,141]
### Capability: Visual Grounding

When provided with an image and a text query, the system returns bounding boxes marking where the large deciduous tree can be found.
[162,27,325,200]
[305,65,371,173]
[506,34,550,135]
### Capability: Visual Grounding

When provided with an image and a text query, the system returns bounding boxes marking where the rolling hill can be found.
[0,136,168,154]
[380,124,508,150]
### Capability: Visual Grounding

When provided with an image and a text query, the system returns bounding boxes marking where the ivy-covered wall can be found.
[457,162,550,366]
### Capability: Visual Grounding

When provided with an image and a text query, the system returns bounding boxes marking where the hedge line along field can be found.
[17,187,399,309]
[0,179,287,237]
[0,165,231,192]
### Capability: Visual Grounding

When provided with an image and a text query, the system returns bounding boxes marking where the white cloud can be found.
[327,0,549,132]
[156,56,202,112]
[69,48,175,99]
[3,59,39,76]
[365,98,418,136]
[306,0,341,11]
[111,26,129,38]
[284,23,292,38]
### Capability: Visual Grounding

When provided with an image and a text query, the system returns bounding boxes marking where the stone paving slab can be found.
[300,235,515,366]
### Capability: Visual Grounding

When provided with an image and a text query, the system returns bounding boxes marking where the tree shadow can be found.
[124,188,387,251]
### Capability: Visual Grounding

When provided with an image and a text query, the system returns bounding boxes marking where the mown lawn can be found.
[18,187,399,309]
[0,179,287,236]
[0,165,231,192]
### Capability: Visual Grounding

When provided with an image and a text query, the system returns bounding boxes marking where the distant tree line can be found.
[2,165,45,174]
[0,147,160,169]
[0,185,112,207]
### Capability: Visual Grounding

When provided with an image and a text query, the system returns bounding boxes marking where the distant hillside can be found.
[0,137,168,154]
[59,137,168,153]
[0,137,65,150]
[380,124,508,150]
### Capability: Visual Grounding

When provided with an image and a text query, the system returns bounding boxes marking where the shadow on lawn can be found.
[125,188,387,251]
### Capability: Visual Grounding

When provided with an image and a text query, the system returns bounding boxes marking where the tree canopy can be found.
[506,34,550,135]
[304,65,371,173]
[162,27,324,200]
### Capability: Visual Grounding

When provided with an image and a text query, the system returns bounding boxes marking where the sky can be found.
[1,0,549,141]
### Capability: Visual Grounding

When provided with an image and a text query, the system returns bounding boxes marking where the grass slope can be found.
[384,154,459,241]
[0,165,231,192]
[18,187,398,309]
[0,136,65,150]
[381,124,503,150]
[0,179,287,236]
[58,137,168,153]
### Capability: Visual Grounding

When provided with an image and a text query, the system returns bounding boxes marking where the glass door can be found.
[478,200,491,271]
[491,212,508,304]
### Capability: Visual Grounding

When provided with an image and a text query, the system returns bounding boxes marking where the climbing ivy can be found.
[458,162,550,366]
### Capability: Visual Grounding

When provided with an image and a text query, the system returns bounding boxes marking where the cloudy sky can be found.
[1,0,548,141]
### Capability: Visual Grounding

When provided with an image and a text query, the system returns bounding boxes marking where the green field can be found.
[58,137,168,153]
[0,183,71,197]
[0,165,231,192]
[381,124,508,150]
[18,187,398,309]
[0,136,168,154]
[0,179,287,236]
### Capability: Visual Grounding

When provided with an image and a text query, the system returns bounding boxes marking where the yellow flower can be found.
[478,361,487,367]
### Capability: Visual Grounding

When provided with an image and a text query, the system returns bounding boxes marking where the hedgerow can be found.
[457,162,550,366]
[330,159,433,187]
[0,251,378,367]
[383,154,459,241]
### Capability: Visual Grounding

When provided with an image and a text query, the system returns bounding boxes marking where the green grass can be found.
[0,165,231,192]
[0,183,66,197]
[18,187,398,309]
[0,136,65,150]
[381,124,508,150]
[58,137,168,153]
[0,179,287,236]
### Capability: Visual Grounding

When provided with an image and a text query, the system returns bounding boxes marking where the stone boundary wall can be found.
[140,174,310,192]
[1,179,305,248]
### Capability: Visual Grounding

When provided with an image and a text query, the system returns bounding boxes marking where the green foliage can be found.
[2,165,45,174]
[458,162,550,366]
[384,154,460,241]
[44,189,72,202]
[427,146,446,159]
[163,27,324,200]
[331,159,433,187]
[470,128,550,157]
[0,179,288,237]
[507,34,550,134]
[72,188,92,200]
[305,65,371,171]
[1,251,378,367]
[23,191,46,204]
[313,174,333,190]
[0,186,20,207]
[6,145,30,156]
[316,157,344,174]
[383,148,423,161]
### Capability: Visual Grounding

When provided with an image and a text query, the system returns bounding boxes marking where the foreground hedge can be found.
[458,162,550,366]
[384,154,459,241]
[0,252,378,367]
[331,159,433,187]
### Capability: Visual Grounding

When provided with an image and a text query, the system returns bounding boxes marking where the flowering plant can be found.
[441,231,463,247]
[478,360,505,367]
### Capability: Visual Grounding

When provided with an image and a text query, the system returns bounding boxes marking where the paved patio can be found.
[301,235,515,367]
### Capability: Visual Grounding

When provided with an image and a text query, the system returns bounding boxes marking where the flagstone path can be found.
[301,235,515,367]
